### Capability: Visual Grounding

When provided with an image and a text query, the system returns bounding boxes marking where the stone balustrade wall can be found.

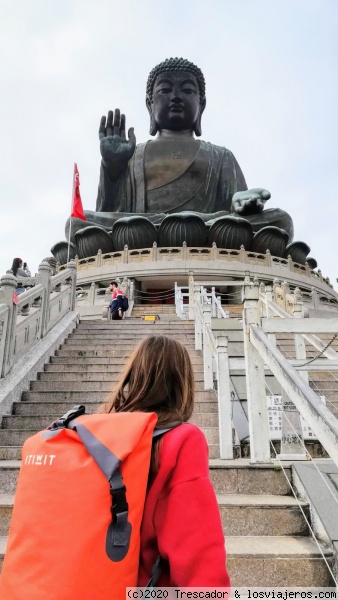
[0,260,77,377]
[57,243,333,287]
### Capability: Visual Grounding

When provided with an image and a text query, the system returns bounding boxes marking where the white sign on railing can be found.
[267,394,327,441]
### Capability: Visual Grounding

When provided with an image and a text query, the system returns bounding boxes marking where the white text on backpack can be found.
[24,454,56,466]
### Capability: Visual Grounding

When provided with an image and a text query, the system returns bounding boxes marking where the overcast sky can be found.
[0,0,337,288]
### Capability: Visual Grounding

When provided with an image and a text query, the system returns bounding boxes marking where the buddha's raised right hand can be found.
[99,109,136,181]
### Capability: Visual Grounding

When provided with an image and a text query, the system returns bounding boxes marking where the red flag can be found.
[71,164,86,220]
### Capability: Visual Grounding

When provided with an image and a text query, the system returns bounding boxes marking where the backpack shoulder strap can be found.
[152,421,182,439]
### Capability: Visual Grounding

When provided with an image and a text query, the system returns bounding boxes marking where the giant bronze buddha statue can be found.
[52,58,313,265]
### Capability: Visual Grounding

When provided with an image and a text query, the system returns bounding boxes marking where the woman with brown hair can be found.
[100,335,230,587]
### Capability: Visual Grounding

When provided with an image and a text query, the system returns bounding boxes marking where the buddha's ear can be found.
[146,96,158,136]
[194,97,206,137]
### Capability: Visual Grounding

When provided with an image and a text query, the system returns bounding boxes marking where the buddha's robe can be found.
[96,140,247,215]
[66,140,293,242]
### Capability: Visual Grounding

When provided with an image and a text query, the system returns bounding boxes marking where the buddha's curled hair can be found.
[146,57,206,103]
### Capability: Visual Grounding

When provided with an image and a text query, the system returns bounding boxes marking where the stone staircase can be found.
[131,303,177,319]
[0,313,334,585]
[222,304,244,319]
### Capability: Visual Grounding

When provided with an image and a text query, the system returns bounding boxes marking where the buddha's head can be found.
[146,58,206,136]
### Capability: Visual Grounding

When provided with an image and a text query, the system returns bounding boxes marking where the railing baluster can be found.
[215,335,233,459]
[202,304,213,390]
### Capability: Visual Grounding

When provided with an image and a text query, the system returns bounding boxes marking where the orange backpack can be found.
[0,405,160,599]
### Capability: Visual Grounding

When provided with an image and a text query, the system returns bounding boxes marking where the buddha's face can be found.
[149,71,203,132]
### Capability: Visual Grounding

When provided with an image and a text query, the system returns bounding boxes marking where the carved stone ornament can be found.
[50,241,78,265]
[207,215,253,250]
[112,216,158,251]
[284,241,311,265]
[306,257,318,270]
[74,226,114,259]
[159,212,208,247]
[251,226,289,257]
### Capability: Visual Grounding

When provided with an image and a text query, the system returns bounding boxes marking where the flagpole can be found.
[67,163,76,265]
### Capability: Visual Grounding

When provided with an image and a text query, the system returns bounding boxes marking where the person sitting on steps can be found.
[109,280,125,320]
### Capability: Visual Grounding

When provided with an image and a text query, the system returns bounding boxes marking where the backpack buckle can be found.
[110,485,128,521]
[47,405,86,430]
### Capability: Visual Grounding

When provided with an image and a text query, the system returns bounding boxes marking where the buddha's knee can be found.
[246,207,294,241]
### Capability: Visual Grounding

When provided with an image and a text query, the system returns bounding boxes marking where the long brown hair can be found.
[99,335,195,476]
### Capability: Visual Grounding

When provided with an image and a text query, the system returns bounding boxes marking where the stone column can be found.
[35,259,52,337]
[188,272,195,320]
[89,282,96,306]
[293,288,308,383]
[120,277,128,302]
[265,285,276,345]
[123,245,129,264]
[215,335,233,459]
[66,259,77,311]
[152,242,158,262]
[202,304,213,390]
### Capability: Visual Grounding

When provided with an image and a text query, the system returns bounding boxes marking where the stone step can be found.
[218,494,309,536]
[70,327,194,340]
[0,534,331,585]
[0,460,289,496]
[69,337,196,345]
[29,379,207,392]
[0,495,13,537]
[131,309,177,314]
[21,389,215,403]
[310,381,338,390]
[44,364,125,373]
[0,426,220,447]
[0,492,309,537]
[0,447,22,460]
[48,358,205,369]
[63,338,197,347]
[232,375,281,395]
[12,400,218,417]
[0,461,21,494]
[131,304,177,307]
[2,412,219,430]
[0,442,220,461]
[78,322,191,329]
[53,351,204,362]
[80,314,178,318]
[38,370,206,382]
[209,461,292,495]
[79,317,189,322]
[0,536,6,571]
[315,392,338,399]
[226,536,333,587]
[309,371,338,380]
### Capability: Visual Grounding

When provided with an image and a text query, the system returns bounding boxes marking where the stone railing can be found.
[57,242,332,282]
[174,284,189,320]
[194,294,233,459]
[243,280,338,465]
[194,278,338,463]
[0,260,77,377]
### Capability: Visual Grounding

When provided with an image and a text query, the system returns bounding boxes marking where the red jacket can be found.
[138,424,230,587]
[111,288,124,299]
